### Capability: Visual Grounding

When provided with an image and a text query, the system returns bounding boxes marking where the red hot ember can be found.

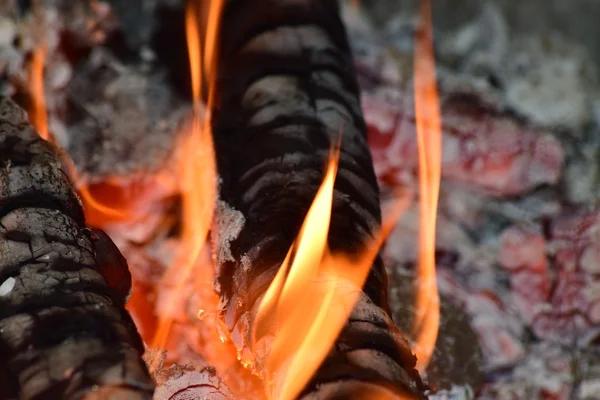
[500,212,600,344]
[437,268,526,368]
[362,86,564,196]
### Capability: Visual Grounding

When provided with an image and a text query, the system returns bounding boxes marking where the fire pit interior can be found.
[1,0,600,399]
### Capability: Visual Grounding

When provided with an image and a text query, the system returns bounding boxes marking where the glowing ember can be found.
[151,0,221,354]
[79,184,130,220]
[252,144,408,400]
[412,0,441,373]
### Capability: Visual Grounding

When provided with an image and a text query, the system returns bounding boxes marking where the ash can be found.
[344,1,600,399]
[212,200,246,275]
[0,0,190,181]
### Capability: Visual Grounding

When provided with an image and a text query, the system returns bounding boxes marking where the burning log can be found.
[0,97,153,399]
[211,0,425,398]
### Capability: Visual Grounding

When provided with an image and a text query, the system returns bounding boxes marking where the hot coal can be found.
[348,2,600,398]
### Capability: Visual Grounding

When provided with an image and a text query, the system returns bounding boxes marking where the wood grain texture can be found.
[0,97,154,400]
[211,1,425,397]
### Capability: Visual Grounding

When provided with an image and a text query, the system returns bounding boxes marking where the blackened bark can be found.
[0,97,154,399]
[211,0,425,398]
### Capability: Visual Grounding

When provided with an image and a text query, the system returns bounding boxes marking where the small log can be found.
[211,0,425,398]
[0,97,154,399]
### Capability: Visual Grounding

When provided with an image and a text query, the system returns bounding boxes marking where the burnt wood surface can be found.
[211,0,425,397]
[0,97,154,399]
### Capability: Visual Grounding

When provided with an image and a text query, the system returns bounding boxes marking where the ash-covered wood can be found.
[153,365,234,400]
[0,97,153,399]
[211,0,425,397]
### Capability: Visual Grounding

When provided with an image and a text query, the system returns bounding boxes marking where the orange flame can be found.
[253,145,408,400]
[151,0,221,353]
[77,180,132,221]
[411,0,441,373]
[26,37,133,221]
[28,45,49,141]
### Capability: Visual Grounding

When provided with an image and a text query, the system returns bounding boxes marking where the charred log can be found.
[211,0,425,398]
[0,97,154,399]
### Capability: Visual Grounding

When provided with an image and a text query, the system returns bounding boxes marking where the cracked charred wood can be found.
[153,365,234,400]
[0,97,154,400]
[211,0,426,398]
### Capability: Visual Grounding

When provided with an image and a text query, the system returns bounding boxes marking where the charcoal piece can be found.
[104,0,160,52]
[0,0,119,86]
[0,97,154,399]
[211,0,425,397]
[387,265,485,394]
[106,0,185,53]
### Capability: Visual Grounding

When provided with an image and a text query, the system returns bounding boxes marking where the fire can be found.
[74,178,148,225]
[25,39,133,221]
[28,45,49,141]
[411,0,441,373]
[23,0,440,392]
[151,0,221,353]
[252,145,408,400]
